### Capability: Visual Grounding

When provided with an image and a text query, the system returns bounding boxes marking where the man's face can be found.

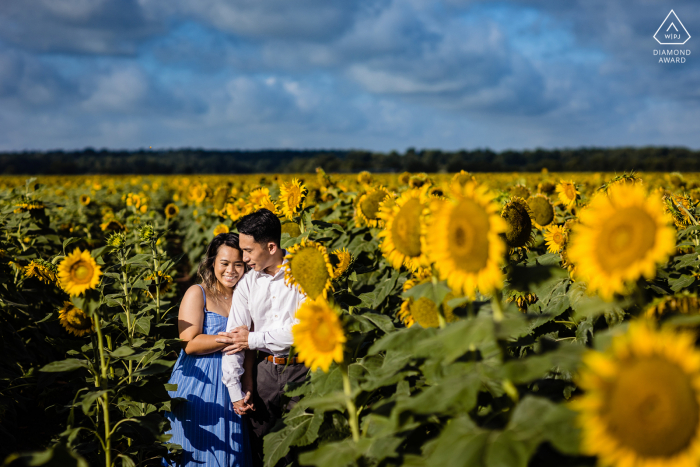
[239,233,273,272]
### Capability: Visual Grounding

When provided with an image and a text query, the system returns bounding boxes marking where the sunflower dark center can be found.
[596,206,656,272]
[390,198,423,258]
[604,357,699,456]
[290,247,330,300]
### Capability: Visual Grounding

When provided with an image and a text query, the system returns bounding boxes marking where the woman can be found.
[163,233,253,467]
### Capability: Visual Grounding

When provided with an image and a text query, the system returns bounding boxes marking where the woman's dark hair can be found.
[197,233,248,298]
[237,208,281,246]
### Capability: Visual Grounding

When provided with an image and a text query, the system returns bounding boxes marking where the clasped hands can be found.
[232,381,255,415]
[216,325,249,355]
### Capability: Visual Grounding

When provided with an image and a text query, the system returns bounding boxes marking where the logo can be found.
[654,10,690,45]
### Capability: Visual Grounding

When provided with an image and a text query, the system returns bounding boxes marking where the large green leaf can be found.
[39,359,88,373]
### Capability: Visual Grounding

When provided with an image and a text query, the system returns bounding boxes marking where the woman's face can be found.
[213,245,246,290]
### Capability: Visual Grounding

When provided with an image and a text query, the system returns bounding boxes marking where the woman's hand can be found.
[232,391,254,415]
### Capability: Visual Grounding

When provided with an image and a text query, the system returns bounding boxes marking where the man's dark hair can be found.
[237,208,281,246]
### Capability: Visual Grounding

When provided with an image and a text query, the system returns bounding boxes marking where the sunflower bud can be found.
[107,232,127,249]
[139,224,156,242]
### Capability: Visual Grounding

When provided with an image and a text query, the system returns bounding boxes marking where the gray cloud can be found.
[0,0,699,151]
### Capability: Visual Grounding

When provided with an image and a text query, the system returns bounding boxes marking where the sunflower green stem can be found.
[491,293,504,323]
[93,313,112,467]
[341,363,360,442]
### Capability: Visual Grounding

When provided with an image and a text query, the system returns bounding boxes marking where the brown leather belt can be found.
[265,355,299,365]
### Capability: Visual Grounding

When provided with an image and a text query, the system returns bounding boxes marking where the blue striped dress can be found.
[163,285,252,467]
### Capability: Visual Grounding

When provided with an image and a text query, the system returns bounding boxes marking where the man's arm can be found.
[247,290,306,354]
[221,277,252,403]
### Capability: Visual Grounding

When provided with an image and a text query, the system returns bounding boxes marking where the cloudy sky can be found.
[0,0,698,152]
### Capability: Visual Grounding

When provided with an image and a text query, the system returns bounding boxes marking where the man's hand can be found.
[232,390,255,415]
[216,325,250,355]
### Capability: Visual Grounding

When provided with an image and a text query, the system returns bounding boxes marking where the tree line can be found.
[0,146,698,174]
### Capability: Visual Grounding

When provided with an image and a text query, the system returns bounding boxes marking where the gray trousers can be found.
[248,356,309,467]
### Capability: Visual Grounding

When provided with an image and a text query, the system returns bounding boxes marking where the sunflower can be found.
[598,172,643,194]
[249,187,271,206]
[556,180,580,208]
[281,221,302,238]
[506,291,538,312]
[281,239,334,300]
[258,195,278,215]
[212,186,229,211]
[398,271,438,328]
[510,184,531,199]
[501,197,535,252]
[537,180,556,195]
[355,187,390,228]
[567,184,676,301]
[100,219,124,232]
[279,178,308,220]
[544,225,567,254]
[398,270,458,328]
[164,203,179,219]
[189,184,207,204]
[23,259,57,284]
[425,182,507,299]
[58,249,102,296]
[213,224,230,237]
[79,194,90,206]
[58,301,93,337]
[144,271,173,299]
[330,248,353,278]
[377,187,431,271]
[409,173,431,189]
[451,170,475,188]
[646,292,700,319]
[399,296,439,328]
[572,321,700,467]
[527,194,554,228]
[357,171,373,185]
[398,172,411,185]
[664,194,697,229]
[292,298,346,373]
[13,200,45,213]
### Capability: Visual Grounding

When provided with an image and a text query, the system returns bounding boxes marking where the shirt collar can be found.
[255,251,288,279]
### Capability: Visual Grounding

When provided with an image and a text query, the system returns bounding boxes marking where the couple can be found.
[163,209,308,467]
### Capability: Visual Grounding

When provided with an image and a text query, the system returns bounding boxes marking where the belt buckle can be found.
[272,355,286,365]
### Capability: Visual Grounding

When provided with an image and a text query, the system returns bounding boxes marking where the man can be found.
[218,208,308,467]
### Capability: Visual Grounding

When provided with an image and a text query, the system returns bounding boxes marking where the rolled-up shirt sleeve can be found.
[222,274,252,403]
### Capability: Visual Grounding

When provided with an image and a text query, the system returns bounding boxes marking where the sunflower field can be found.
[3,169,700,467]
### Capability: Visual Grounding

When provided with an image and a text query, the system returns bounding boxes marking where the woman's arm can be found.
[178,286,228,356]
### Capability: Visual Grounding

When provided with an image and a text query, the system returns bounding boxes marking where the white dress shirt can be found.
[222,258,306,402]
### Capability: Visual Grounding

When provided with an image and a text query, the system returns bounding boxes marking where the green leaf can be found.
[263,412,323,467]
[118,454,136,467]
[362,313,395,334]
[125,253,152,266]
[110,346,135,358]
[131,360,174,377]
[485,430,531,467]
[298,439,370,467]
[395,371,481,415]
[506,396,581,456]
[502,345,584,385]
[2,444,89,467]
[426,416,489,467]
[669,274,696,292]
[80,390,109,415]
[40,359,88,373]
[401,280,451,306]
[62,237,81,255]
[134,316,151,335]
